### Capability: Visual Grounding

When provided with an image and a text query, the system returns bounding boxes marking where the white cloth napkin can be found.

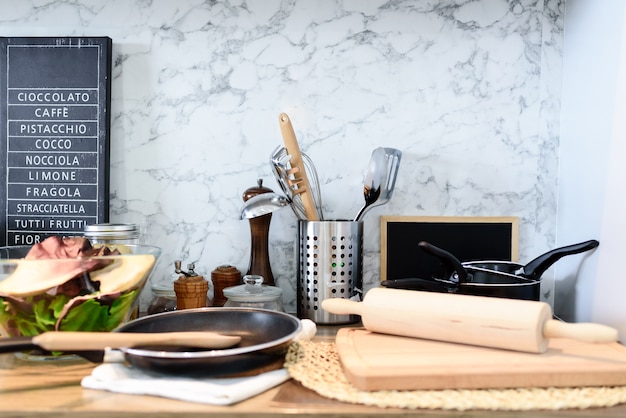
[81,364,290,405]
[81,319,316,405]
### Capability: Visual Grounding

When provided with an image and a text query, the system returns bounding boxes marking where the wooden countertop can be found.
[2,325,626,417]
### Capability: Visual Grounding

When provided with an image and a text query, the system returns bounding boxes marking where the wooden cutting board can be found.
[335,328,626,391]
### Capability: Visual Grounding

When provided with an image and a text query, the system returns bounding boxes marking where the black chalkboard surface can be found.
[380,216,518,282]
[0,37,111,247]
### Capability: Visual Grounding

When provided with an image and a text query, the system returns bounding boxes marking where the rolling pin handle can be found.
[543,319,619,343]
[321,298,363,316]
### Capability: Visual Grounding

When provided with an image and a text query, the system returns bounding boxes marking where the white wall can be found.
[557,1,626,334]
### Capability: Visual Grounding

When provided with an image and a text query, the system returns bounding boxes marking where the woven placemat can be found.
[284,340,626,411]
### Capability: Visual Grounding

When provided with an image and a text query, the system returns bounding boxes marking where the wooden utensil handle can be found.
[543,320,618,343]
[278,113,319,221]
[32,331,242,351]
[321,298,365,316]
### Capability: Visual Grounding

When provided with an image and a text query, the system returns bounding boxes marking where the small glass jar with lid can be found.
[147,261,179,315]
[83,223,142,317]
[223,275,284,312]
[147,284,177,315]
[83,223,141,246]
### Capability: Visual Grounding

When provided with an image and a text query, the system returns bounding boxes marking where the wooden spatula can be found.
[278,113,319,221]
[30,331,241,351]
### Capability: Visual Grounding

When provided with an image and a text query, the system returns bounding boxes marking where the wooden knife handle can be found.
[543,320,618,343]
[278,113,319,221]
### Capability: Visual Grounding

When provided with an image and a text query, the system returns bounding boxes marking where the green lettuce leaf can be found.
[0,289,138,337]
[58,290,137,332]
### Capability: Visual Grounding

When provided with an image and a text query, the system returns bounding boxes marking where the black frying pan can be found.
[382,240,599,301]
[0,307,302,377]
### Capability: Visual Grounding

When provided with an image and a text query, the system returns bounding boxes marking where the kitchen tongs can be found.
[277,113,322,221]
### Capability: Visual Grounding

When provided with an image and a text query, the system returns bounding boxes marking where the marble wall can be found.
[0,0,565,313]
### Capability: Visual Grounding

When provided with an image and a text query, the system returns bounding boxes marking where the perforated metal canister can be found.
[297,220,363,324]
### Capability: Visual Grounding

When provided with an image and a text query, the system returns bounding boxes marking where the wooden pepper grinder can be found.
[173,261,209,310]
[242,179,275,286]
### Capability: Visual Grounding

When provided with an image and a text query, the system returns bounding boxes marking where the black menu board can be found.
[0,37,111,247]
[381,216,518,282]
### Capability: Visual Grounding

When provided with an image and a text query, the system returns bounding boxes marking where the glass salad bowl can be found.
[0,236,161,359]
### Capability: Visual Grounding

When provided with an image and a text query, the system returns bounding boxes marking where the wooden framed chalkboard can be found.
[381,216,518,282]
[0,37,111,247]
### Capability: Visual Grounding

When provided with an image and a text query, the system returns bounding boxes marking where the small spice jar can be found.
[211,265,242,307]
[147,267,179,315]
[147,285,177,315]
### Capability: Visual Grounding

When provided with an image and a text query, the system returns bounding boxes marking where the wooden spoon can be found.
[30,331,241,351]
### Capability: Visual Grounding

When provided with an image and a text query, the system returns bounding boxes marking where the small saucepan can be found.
[0,307,302,377]
[382,240,599,301]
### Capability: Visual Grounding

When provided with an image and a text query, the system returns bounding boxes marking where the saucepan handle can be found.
[418,241,469,283]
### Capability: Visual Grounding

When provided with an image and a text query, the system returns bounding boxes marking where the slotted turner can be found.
[278,113,320,221]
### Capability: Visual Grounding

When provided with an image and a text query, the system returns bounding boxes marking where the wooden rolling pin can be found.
[321,288,618,353]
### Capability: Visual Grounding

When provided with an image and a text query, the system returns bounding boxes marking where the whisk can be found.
[270,145,324,221]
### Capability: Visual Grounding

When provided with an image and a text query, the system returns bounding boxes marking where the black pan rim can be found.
[462,260,523,266]
[435,277,540,287]
[461,264,539,282]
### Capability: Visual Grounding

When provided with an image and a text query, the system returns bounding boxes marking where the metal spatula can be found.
[354,147,402,221]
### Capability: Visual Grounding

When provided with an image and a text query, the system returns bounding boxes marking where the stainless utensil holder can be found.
[297,220,363,324]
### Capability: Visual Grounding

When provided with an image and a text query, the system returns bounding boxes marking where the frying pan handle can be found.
[417,241,469,283]
[0,335,105,363]
[0,336,37,354]
[522,240,600,280]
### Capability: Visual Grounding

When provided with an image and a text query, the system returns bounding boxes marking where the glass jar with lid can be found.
[83,223,142,318]
[83,223,141,246]
[223,275,284,312]
[147,262,179,315]
[147,283,177,315]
